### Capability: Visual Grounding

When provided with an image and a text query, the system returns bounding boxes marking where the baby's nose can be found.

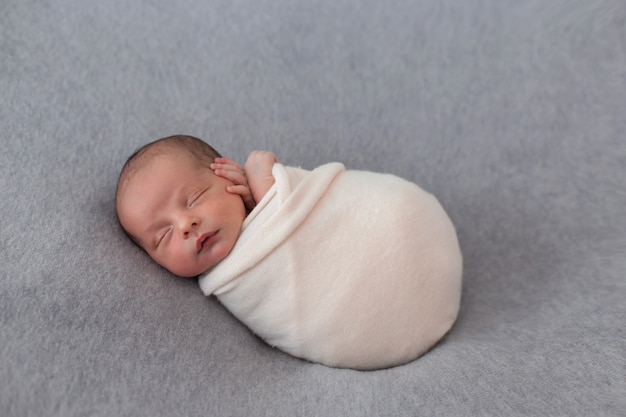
[181,219,200,238]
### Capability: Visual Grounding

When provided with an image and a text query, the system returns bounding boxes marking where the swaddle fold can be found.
[199,162,462,370]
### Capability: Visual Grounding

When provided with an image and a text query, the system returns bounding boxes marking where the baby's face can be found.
[116,152,246,277]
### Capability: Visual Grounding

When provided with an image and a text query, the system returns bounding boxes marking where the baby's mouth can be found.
[196,231,219,253]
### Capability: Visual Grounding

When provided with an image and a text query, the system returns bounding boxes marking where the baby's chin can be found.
[162,256,225,278]
[164,262,208,278]
[152,258,206,278]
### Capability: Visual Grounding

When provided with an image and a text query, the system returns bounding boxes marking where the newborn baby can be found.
[116,135,462,370]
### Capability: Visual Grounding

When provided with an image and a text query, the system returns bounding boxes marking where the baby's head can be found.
[116,135,247,277]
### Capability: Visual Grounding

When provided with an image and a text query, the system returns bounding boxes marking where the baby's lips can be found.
[196,231,218,253]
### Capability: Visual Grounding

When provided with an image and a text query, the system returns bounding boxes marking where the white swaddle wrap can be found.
[199,162,462,370]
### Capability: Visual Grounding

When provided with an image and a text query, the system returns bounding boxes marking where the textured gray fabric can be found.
[2,0,625,416]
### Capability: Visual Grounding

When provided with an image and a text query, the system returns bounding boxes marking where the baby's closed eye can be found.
[188,188,208,207]
[155,227,172,248]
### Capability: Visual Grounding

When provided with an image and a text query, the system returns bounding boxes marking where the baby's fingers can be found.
[211,159,248,186]
[211,157,244,175]
[226,185,256,211]
[213,157,243,170]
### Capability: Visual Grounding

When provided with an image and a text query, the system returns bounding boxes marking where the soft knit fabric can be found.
[199,163,462,370]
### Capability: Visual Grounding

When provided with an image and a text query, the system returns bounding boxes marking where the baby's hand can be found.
[211,157,256,211]
[245,151,279,204]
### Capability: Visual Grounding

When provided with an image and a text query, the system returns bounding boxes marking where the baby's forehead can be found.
[120,149,190,183]
[127,147,178,173]
[122,151,213,194]
[116,156,162,206]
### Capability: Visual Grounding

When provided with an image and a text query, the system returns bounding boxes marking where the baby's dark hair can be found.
[119,134,221,181]
[115,135,221,241]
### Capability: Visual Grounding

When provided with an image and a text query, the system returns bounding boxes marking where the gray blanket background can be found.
[2,1,625,416]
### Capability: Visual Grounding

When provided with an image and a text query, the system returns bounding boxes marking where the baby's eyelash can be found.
[155,228,171,248]
[189,188,207,205]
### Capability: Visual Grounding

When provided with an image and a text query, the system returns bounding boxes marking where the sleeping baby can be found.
[115,134,462,370]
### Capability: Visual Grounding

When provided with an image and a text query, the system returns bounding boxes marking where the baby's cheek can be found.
[151,250,183,275]
[213,238,236,263]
